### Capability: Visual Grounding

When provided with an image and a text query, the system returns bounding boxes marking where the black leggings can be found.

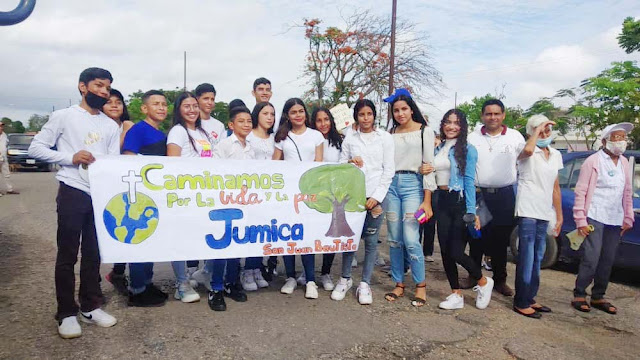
[436,190,483,289]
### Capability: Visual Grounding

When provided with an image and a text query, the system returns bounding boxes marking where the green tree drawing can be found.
[298,164,366,237]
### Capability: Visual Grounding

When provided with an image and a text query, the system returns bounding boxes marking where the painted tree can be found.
[301,10,442,108]
[298,164,366,237]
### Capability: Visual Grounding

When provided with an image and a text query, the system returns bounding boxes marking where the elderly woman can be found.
[513,115,563,318]
[572,122,634,315]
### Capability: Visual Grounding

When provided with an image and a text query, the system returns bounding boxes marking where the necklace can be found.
[484,135,501,152]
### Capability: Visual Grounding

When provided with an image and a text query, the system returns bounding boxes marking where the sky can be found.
[1,0,639,127]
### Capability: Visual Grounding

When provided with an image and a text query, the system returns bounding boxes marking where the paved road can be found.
[1,172,639,359]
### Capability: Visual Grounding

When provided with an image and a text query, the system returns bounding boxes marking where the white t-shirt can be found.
[247,131,275,160]
[167,126,213,158]
[274,128,324,162]
[434,139,456,187]
[200,117,227,146]
[468,126,525,188]
[515,145,563,221]
[323,139,341,162]
[27,105,120,193]
[587,150,626,226]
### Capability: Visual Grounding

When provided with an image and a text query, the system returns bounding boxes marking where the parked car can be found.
[510,150,640,270]
[7,133,52,171]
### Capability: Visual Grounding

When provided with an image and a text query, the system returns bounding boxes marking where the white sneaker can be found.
[241,270,258,291]
[330,277,353,301]
[58,316,82,339]
[305,281,319,299]
[79,308,117,327]
[174,282,200,303]
[253,269,269,288]
[473,277,494,309]
[190,269,212,291]
[296,272,307,286]
[357,282,373,305]
[438,293,464,310]
[351,257,358,268]
[281,277,297,294]
[319,274,335,291]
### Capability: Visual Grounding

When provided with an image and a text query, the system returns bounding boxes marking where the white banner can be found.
[89,156,367,263]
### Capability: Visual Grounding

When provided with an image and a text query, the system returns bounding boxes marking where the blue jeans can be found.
[129,262,154,295]
[210,258,240,291]
[383,173,426,284]
[284,255,315,282]
[171,261,188,287]
[245,257,263,270]
[514,217,548,309]
[342,209,383,284]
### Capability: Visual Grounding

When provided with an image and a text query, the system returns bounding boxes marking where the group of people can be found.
[25,67,634,339]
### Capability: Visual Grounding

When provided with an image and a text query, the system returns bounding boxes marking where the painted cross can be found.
[121,170,143,204]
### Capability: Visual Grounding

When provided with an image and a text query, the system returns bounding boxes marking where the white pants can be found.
[0,158,13,192]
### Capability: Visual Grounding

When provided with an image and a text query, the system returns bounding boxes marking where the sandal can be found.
[411,284,427,307]
[513,306,542,319]
[385,283,405,302]
[531,304,552,313]
[591,301,617,314]
[571,299,591,312]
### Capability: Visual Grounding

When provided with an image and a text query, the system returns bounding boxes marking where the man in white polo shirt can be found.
[467,99,525,296]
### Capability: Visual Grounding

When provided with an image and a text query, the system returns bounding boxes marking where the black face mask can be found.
[85,90,109,110]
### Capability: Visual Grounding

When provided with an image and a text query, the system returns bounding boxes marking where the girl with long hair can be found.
[240,101,276,291]
[273,98,324,299]
[433,109,493,311]
[165,91,213,303]
[383,89,435,307]
[308,107,344,292]
[331,99,395,304]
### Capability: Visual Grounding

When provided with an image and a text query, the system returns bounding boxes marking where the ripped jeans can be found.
[341,207,384,284]
[383,173,426,284]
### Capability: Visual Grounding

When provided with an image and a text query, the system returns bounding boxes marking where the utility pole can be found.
[183,51,187,91]
[387,0,397,128]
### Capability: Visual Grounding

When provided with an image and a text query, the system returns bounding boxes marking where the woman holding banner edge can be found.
[383,89,436,307]
[273,98,324,299]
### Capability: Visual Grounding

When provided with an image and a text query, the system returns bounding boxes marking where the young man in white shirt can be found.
[252,77,272,104]
[28,67,120,339]
[0,122,19,195]
[467,99,525,296]
[195,83,227,146]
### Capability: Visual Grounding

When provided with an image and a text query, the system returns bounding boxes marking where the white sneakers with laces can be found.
[356,282,373,305]
[241,269,258,291]
[253,268,269,288]
[473,277,494,309]
[58,316,82,339]
[281,277,297,294]
[319,274,335,291]
[439,293,464,310]
[296,272,307,286]
[80,308,118,327]
[174,281,201,303]
[330,277,353,301]
[305,281,319,299]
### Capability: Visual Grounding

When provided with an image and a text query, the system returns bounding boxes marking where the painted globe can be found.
[103,192,159,244]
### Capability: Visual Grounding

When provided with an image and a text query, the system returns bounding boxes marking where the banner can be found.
[89,156,367,263]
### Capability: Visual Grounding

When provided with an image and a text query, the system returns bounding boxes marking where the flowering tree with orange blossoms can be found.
[301,11,442,108]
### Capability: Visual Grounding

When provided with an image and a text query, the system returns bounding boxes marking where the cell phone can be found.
[414,209,428,224]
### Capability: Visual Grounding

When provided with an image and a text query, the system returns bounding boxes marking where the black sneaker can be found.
[128,287,166,307]
[106,271,129,296]
[261,264,273,282]
[208,290,226,311]
[224,282,248,302]
[146,283,168,300]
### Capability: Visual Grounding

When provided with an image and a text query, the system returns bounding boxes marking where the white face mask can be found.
[605,140,627,155]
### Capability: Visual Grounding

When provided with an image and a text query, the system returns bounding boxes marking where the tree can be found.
[26,114,49,132]
[301,10,442,108]
[212,101,230,126]
[456,91,525,132]
[524,98,576,151]
[1,117,26,133]
[618,16,640,54]
[298,164,366,237]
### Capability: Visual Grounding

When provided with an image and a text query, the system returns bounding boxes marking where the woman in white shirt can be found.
[273,98,324,299]
[165,92,213,303]
[308,107,344,292]
[382,89,436,307]
[241,102,276,291]
[333,99,394,304]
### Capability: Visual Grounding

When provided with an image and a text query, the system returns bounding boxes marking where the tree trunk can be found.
[325,199,355,237]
